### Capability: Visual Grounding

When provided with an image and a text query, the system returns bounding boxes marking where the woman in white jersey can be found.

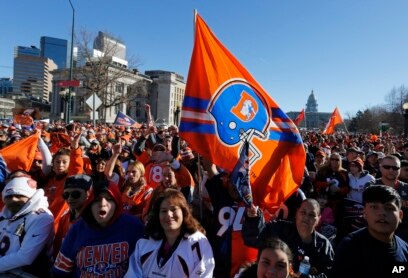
[125,188,215,277]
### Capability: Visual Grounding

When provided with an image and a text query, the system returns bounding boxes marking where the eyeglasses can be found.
[34,160,42,163]
[381,165,400,171]
[298,210,318,219]
[62,190,82,200]
[330,158,340,161]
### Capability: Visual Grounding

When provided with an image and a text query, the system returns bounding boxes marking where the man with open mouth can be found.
[53,180,145,277]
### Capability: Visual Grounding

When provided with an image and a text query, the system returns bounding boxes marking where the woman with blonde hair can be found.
[125,189,215,277]
[105,140,152,219]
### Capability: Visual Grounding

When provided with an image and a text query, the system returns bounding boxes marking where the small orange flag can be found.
[294,108,305,126]
[323,107,344,134]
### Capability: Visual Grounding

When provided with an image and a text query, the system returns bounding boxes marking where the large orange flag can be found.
[0,132,40,181]
[322,107,344,134]
[294,108,305,126]
[179,14,306,212]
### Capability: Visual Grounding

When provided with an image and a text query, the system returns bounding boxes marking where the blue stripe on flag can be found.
[179,121,216,134]
[271,107,292,121]
[183,96,210,111]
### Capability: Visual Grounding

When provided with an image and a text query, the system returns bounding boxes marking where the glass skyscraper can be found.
[15,46,40,57]
[40,36,68,69]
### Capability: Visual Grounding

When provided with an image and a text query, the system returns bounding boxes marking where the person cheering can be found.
[53,180,144,277]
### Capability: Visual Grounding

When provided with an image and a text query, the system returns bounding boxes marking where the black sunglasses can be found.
[62,190,82,200]
[381,165,400,171]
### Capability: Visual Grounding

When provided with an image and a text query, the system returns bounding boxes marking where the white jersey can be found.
[0,189,54,273]
[125,231,215,278]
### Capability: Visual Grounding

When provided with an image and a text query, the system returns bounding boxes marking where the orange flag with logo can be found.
[323,107,344,134]
[179,13,305,212]
[294,108,305,126]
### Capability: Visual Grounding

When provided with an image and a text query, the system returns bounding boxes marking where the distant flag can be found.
[179,13,306,212]
[113,111,142,128]
[0,132,40,182]
[294,108,305,126]
[322,107,344,134]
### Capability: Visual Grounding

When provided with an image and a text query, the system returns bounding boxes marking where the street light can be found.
[67,0,75,123]
[403,102,408,138]
[60,90,76,120]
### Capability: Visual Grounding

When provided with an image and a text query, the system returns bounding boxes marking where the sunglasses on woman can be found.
[62,190,82,200]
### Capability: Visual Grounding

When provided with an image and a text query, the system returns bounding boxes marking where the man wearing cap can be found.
[86,140,101,170]
[54,174,93,258]
[119,145,133,171]
[365,155,408,242]
[364,151,380,178]
[0,177,54,276]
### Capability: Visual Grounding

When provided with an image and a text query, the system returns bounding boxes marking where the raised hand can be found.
[112,138,122,156]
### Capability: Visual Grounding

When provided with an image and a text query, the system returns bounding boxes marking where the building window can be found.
[115,82,124,94]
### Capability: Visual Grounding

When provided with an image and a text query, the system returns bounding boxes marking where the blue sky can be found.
[1,0,408,118]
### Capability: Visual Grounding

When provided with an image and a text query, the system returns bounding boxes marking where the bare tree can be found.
[74,28,146,122]
[385,85,408,113]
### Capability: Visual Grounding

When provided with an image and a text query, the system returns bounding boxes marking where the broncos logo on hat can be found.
[208,79,270,164]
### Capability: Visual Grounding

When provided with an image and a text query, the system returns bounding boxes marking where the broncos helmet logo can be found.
[208,79,270,146]
[231,91,258,121]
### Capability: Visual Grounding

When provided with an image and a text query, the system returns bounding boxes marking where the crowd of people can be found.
[1,113,408,277]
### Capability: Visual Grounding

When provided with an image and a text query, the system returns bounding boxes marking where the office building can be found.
[0,98,15,119]
[145,70,186,126]
[13,52,57,102]
[40,36,68,69]
[93,31,127,68]
[0,78,13,98]
[14,46,40,57]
